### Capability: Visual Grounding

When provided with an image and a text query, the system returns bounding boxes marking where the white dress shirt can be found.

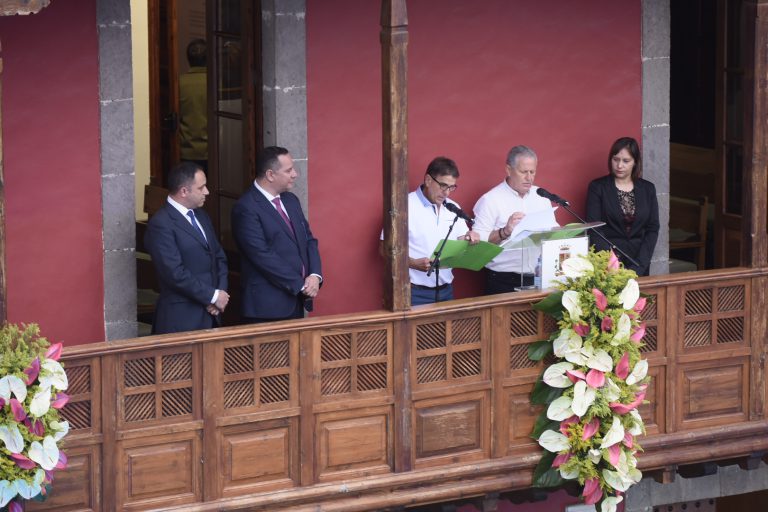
[472,182,557,273]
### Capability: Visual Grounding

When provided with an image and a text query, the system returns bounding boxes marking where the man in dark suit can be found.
[232,146,322,322]
[144,162,229,334]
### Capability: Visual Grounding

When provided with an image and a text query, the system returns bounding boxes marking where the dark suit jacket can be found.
[231,186,322,319]
[144,202,228,334]
[585,175,659,276]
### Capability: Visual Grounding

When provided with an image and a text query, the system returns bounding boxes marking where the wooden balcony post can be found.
[381,0,410,311]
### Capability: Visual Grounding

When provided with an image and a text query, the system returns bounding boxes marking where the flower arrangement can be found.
[0,324,69,511]
[528,250,649,512]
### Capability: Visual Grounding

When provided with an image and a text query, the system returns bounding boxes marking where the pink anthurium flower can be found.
[0,397,5,408]
[583,477,603,504]
[559,415,580,435]
[51,392,70,409]
[573,323,590,337]
[45,342,63,361]
[592,288,608,311]
[551,451,572,468]
[24,357,41,385]
[615,353,630,380]
[609,402,634,415]
[623,432,634,449]
[44,469,55,483]
[10,398,27,422]
[608,251,620,271]
[30,419,45,437]
[566,369,586,383]
[607,443,622,466]
[10,453,36,469]
[9,500,23,512]
[601,316,614,332]
[582,417,600,440]
[55,451,68,470]
[634,297,647,312]
[586,369,605,388]
[630,323,646,343]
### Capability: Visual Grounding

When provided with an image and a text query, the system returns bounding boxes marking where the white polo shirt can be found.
[472,182,557,273]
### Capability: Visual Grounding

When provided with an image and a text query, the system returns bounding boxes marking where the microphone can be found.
[442,201,473,223]
[536,187,570,206]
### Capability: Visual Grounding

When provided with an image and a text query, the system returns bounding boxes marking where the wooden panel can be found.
[26,444,100,512]
[119,431,202,510]
[678,358,749,429]
[638,365,665,435]
[316,406,393,481]
[413,391,489,468]
[639,288,665,359]
[504,383,542,455]
[60,357,101,436]
[220,418,298,496]
[679,280,750,353]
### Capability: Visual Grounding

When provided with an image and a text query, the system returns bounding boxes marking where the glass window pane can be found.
[725,72,743,141]
[217,36,243,112]
[217,0,241,35]
[725,144,743,215]
[217,116,245,194]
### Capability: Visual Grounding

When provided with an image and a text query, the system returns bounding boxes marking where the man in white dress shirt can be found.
[385,157,480,305]
[472,146,557,294]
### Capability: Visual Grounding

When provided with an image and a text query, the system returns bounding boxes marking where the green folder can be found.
[431,240,503,271]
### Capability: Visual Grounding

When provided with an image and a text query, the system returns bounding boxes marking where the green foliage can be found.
[532,450,565,488]
[528,340,553,361]
[530,373,564,405]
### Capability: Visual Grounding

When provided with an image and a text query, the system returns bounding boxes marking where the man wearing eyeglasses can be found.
[384,156,479,305]
[472,145,558,294]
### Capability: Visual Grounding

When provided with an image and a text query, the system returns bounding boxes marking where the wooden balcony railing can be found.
[30,267,768,511]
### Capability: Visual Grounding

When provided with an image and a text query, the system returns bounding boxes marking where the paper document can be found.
[508,206,559,242]
[431,240,503,271]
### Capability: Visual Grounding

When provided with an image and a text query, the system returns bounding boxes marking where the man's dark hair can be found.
[168,161,202,194]
[426,156,459,179]
[607,137,642,181]
[255,146,290,179]
[187,39,207,67]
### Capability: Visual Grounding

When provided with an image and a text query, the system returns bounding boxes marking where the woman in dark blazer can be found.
[586,137,659,276]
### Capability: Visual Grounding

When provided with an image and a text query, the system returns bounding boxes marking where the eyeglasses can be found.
[428,174,458,192]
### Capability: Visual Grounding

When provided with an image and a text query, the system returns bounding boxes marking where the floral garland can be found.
[528,250,649,512]
[0,324,69,511]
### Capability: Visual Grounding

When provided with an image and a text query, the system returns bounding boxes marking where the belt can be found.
[411,283,450,291]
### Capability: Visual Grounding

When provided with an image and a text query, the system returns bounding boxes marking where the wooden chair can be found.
[669,196,708,270]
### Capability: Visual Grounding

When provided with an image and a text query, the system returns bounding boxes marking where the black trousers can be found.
[484,269,534,295]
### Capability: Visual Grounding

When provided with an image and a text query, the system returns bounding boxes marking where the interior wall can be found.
[306,0,642,315]
[131,0,150,221]
[0,0,105,344]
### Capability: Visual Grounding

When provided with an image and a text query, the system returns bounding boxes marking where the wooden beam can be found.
[0,40,5,324]
[381,0,410,311]
[0,0,50,16]
[743,0,768,268]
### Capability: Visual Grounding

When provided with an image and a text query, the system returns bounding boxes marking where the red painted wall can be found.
[0,0,104,345]
[306,0,642,315]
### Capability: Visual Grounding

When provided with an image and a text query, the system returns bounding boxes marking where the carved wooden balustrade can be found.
[31,268,768,511]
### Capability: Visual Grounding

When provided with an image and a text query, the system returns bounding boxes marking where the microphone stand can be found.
[551,199,640,269]
[427,215,460,304]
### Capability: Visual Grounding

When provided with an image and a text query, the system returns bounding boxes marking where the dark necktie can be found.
[272,197,296,237]
[186,210,208,246]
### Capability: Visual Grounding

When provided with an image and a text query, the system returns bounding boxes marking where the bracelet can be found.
[498,227,509,240]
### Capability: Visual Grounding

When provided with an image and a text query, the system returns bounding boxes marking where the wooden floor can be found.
[32,267,768,511]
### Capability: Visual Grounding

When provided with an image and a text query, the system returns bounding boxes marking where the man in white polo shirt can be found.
[399,157,480,305]
[472,146,558,294]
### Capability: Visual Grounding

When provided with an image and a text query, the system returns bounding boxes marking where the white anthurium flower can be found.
[614,449,630,473]
[0,375,27,402]
[28,436,59,471]
[601,495,624,512]
[49,420,70,442]
[588,449,602,464]
[547,395,575,421]
[543,362,575,388]
[560,465,580,480]
[619,279,640,310]
[602,469,633,492]
[14,477,41,500]
[612,314,632,345]
[0,480,17,508]
[603,377,622,402]
[34,469,45,486]
[561,256,594,279]
[586,349,613,372]
[39,359,68,391]
[553,329,580,358]
[538,429,571,452]
[0,425,24,454]
[600,416,625,449]
[628,467,643,484]
[562,291,583,320]
[628,409,645,436]
[626,359,649,386]
[29,386,52,418]
[571,380,596,417]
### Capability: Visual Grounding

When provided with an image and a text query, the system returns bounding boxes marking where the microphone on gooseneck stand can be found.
[536,187,570,207]
[443,201,473,223]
